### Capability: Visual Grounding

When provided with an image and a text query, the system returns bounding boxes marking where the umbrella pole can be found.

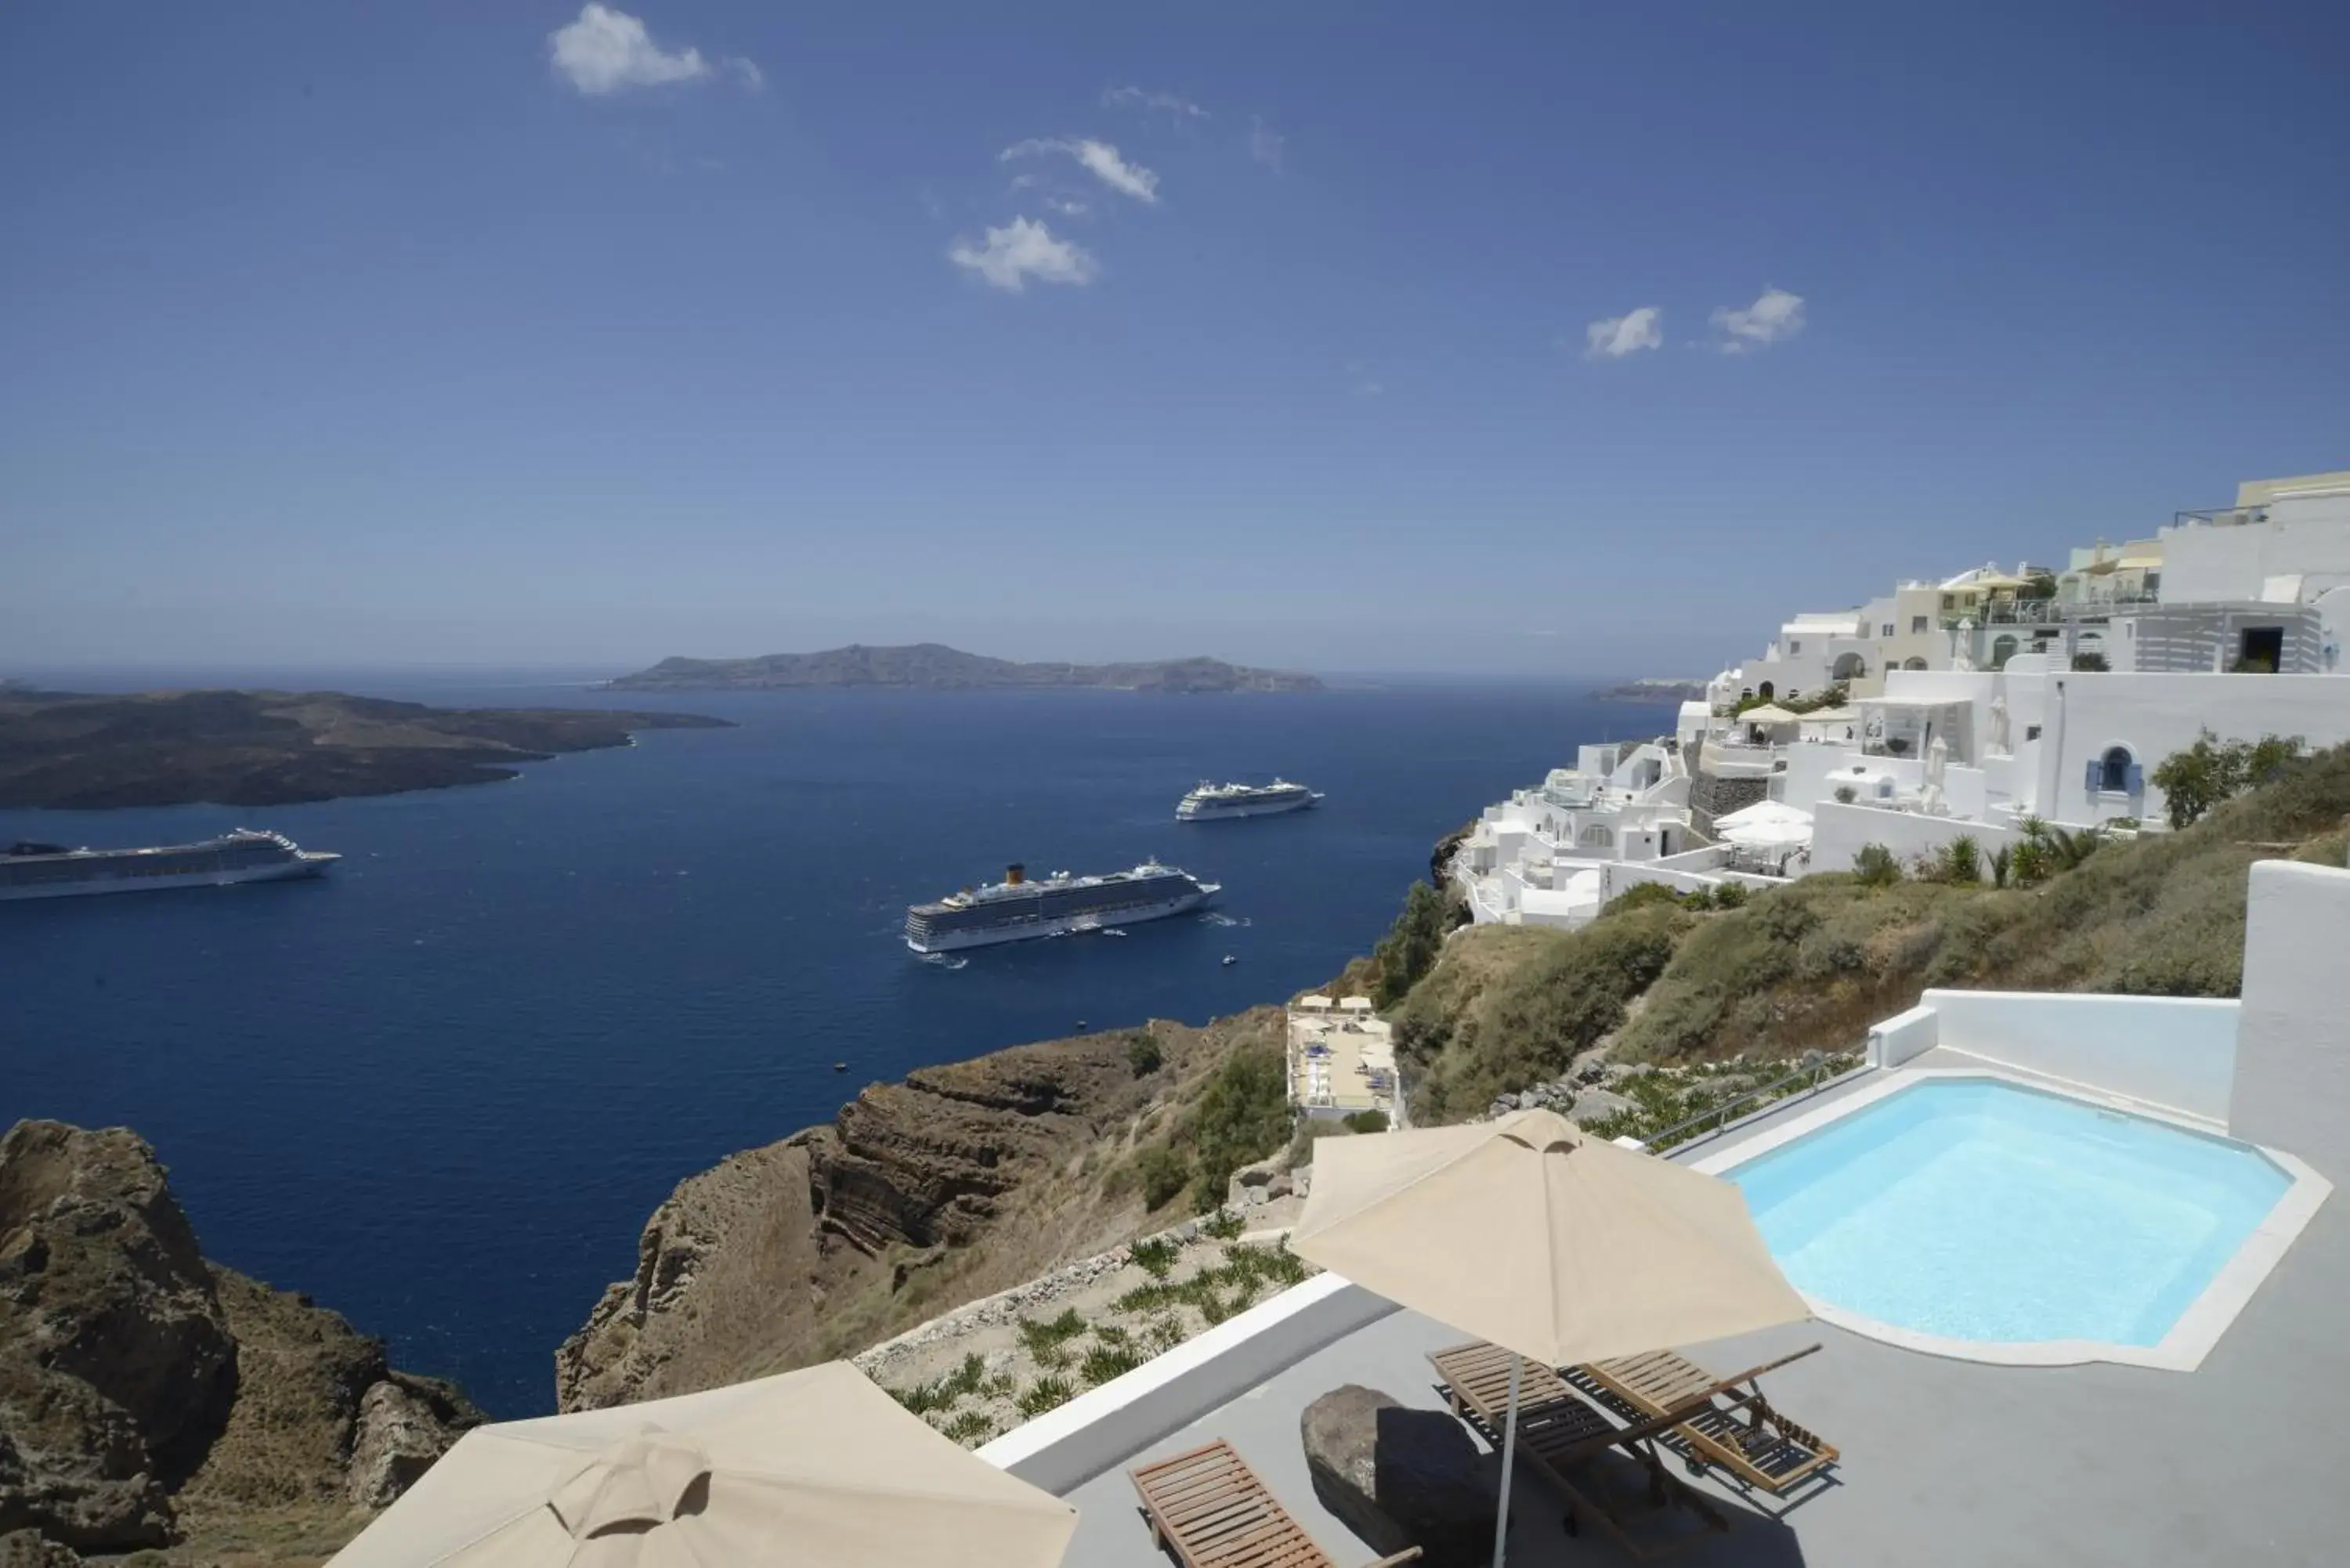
[1491,1355,1521,1568]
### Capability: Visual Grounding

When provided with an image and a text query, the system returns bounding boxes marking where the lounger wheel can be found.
[1686,1455,1708,1479]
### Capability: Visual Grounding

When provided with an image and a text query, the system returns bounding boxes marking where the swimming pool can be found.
[1725,1078,2296,1356]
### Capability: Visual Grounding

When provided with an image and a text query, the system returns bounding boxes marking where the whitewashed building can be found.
[1452,739,1697,928]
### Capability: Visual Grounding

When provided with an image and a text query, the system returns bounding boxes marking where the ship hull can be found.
[0,854,338,902]
[906,887,1217,952]
[1177,794,1320,822]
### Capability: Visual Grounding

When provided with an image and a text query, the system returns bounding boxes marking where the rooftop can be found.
[987,863,2350,1567]
[1287,1005,1397,1116]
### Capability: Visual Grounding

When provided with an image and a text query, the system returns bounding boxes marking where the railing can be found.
[2173,505,2267,529]
[1642,1054,1867,1154]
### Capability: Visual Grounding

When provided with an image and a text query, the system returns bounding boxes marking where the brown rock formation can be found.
[0,1122,482,1559]
[558,1013,1279,1412]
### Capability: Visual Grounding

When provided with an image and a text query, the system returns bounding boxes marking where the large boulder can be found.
[1302,1384,1496,1568]
[0,1530,82,1568]
[0,1122,236,1551]
[345,1375,479,1508]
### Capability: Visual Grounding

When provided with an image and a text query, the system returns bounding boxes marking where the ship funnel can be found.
[1006,863,1025,885]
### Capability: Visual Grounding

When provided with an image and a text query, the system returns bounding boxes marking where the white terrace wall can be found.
[1808,800,2024,876]
[2037,672,2350,827]
[1918,988,2242,1125]
[978,1275,1397,1495]
[2230,860,2350,1171]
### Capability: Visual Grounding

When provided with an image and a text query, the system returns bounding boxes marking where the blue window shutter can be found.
[2125,763,2144,794]
[2085,761,2100,792]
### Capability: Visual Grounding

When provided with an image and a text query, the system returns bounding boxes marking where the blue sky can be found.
[3,2,2345,676]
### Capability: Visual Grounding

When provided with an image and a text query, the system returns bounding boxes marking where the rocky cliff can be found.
[557,1012,1282,1411]
[0,1122,481,1563]
[606,644,1322,694]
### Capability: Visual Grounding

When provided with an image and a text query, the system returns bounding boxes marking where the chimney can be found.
[1005,863,1025,885]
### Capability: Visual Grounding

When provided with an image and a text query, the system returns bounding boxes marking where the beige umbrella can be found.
[1290,1109,1807,1566]
[327,1361,1078,1568]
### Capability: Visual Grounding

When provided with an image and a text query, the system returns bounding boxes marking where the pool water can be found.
[1729,1078,2292,1348]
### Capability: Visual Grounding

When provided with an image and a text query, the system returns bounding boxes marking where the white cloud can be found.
[1709,287,1806,353]
[1249,117,1285,172]
[1585,306,1664,360]
[1102,85,1209,120]
[948,217,1099,293]
[1000,138,1160,203]
[1043,196,1089,216]
[548,5,758,96]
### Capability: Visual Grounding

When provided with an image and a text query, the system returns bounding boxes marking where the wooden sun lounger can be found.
[1570,1346,1838,1497]
[1427,1341,1730,1562]
[1130,1440,1424,1568]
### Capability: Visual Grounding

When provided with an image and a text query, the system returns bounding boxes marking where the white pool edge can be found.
[1692,1066,2334,1373]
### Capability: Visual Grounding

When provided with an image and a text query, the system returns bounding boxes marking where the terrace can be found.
[981,862,2350,1566]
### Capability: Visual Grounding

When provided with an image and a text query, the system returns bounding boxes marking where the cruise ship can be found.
[0,829,339,901]
[906,861,1219,952]
[1176,779,1322,822]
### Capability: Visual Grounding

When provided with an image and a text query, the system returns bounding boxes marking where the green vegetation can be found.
[941,1410,1000,1444]
[1133,1145,1191,1211]
[1125,1030,1164,1077]
[1016,1309,1087,1371]
[1080,1342,1146,1386]
[1200,1208,1247,1241]
[1368,880,1470,1007]
[2149,730,2306,829]
[1340,1107,1389,1133]
[1182,1046,1292,1212]
[1017,1375,1075,1418]
[2071,651,2110,672]
[1392,905,1684,1122]
[1584,1054,1864,1149]
[1376,743,2350,1119]
[1128,1236,1180,1279]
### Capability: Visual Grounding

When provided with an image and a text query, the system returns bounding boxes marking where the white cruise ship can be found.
[1176,779,1322,822]
[0,829,338,901]
[906,861,1219,952]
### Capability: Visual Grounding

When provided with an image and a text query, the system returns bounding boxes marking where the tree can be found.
[1853,844,1902,887]
[1185,1046,1292,1212]
[2021,573,2059,601]
[1125,1030,1164,1077]
[1834,785,1858,804]
[2070,651,2110,672]
[2150,730,2308,829]
[1371,881,1462,1006]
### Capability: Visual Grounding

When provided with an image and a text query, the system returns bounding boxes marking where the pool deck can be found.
[1061,1053,2350,1566]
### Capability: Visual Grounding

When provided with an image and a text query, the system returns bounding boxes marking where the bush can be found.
[1833,785,1858,804]
[1201,1208,1246,1241]
[1941,835,1981,884]
[1712,881,1749,909]
[941,1410,998,1445]
[2151,730,2308,829]
[1184,1045,1292,1212]
[1018,1309,1087,1360]
[1133,1145,1191,1211]
[2071,651,2110,672]
[1340,1108,1389,1133]
[1080,1342,1145,1386]
[1370,881,1467,1006]
[1125,1030,1163,1077]
[1852,844,1902,887]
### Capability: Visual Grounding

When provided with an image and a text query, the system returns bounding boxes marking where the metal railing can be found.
[1641,1053,1868,1154]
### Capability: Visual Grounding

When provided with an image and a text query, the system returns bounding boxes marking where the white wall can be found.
[1869,1003,1939,1068]
[1921,988,2242,1125]
[2037,672,2350,826]
[1808,800,2023,876]
[2162,510,2350,604]
[2229,861,2350,1170]
[978,1274,1397,1494]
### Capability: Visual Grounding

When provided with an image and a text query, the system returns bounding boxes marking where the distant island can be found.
[606,642,1323,694]
[0,688,731,810]
[1593,677,1710,703]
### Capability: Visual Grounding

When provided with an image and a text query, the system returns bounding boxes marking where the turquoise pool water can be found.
[1729,1078,2292,1347]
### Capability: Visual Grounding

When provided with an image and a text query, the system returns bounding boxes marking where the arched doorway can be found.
[2099,746,2134,793]
[1990,634,2019,669]
[1902,656,1929,670]
[1831,652,1867,682]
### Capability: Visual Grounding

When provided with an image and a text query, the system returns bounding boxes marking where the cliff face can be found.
[0,1122,481,1560]
[557,1013,1278,1412]
[606,644,1322,694]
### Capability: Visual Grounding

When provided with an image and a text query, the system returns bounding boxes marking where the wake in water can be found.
[1198,911,1239,927]
[917,952,969,970]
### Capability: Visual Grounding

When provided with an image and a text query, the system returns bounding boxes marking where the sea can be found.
[0,670,1678,1416]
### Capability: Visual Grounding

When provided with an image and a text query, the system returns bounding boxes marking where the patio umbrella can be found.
[327,1361,1079,1568]
[1289,1109,1807,1567]
[1716,800,1814,851]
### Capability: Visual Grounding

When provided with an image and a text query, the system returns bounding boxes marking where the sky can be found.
[3,2,2346,677]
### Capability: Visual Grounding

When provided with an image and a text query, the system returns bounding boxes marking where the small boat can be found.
[1101,928,1128,938]
[1221,954,1239,966]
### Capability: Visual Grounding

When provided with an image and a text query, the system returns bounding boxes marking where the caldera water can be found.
[1,672,1673,1414]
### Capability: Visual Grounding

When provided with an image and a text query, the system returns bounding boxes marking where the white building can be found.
[1452,739,1697,927]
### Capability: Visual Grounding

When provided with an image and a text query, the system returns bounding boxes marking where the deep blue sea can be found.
[1,672,1673,1415]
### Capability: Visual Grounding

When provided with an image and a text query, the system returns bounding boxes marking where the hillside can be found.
[0,689,729,810]
[1387,743,2350,1124]
[606,643,1322,693]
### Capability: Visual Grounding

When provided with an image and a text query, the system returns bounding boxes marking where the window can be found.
[1990,634,2019,669]
[1911,614,1929,634]
[2025,724,2042,742]
[1578,826,1614,848]
[1902,656,1928,670]
[1941,595,1955,611]
[1787,640,1802,654]
[2095,746,2137,794]
[1882,623,1896,638]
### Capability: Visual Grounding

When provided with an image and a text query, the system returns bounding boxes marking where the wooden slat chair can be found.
[1427,1342,1730,1563]
[1569,1347,1837,1498]
[1129,1440,1423,1568]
